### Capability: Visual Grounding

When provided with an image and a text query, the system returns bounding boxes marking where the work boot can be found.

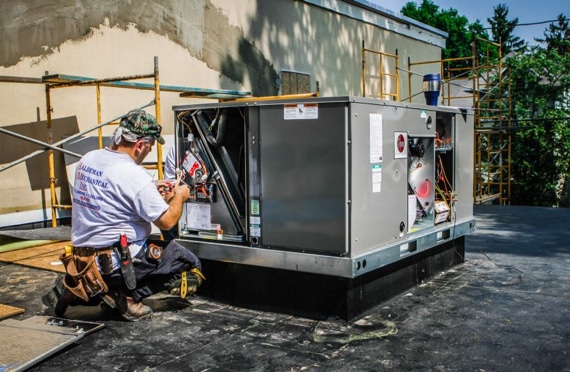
[108,289,153,322]
[121,297,153,322]
[47,276,77,318]
[54,288,77,318]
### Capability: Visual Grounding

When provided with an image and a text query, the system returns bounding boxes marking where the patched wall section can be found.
[0,0,277,96]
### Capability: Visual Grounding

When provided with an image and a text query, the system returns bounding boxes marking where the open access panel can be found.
[173,96,476,319]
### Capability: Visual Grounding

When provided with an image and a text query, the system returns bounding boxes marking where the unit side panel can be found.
[454,111,474,222]
[247,106,261,244]
[258,103,347,254]
[349,103,410,256]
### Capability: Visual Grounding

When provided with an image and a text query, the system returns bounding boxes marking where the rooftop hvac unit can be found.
[171,96,475,319]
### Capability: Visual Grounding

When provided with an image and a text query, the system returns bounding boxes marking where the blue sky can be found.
[373,0,568,45]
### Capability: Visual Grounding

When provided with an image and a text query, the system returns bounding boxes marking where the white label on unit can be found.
[185,203,211,230]
[284,103,318,120]
[372,164,382,193]
[369,113,383,163]
[394,131,408,159]
[250,224,261,237]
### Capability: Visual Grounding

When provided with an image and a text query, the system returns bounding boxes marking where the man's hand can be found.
[156,180,173,199]
[171,183,190,202]
[153,180,191,231]
[157,169,187,201]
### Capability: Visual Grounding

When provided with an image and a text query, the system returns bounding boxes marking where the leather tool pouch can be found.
[98,252,114,275]
[60,253,109,302]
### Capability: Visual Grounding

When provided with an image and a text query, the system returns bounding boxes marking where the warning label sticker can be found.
[284,103,318,120]
[372,164,382,193]
[369,113,383,163]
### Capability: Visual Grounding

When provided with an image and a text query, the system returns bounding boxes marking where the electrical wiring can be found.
[434,152,456,225]
[408,158,423,171]
[435,131,446,148]
[435,154,454,204]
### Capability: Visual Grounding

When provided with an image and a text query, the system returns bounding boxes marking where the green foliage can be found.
[401,0,494,73]
[535,14,570,55]
[487,3,527,55]
[507,48,570,206]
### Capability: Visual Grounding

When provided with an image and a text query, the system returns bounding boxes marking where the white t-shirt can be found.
[71,148,169,253]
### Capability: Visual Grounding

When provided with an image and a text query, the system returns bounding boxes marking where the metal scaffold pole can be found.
[154,56,163,180]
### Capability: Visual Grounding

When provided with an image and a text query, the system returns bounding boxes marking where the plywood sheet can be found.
[0,316,104,372]
[0,304,24,320]
[0,241,68,273]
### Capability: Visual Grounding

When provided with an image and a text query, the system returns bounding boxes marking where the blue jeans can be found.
[104,239,201,302]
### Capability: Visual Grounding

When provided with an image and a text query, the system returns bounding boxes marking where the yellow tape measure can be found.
[180,271,187,299]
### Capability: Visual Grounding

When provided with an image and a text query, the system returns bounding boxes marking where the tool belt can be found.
[73,246,112,257]
[60,247,113,302]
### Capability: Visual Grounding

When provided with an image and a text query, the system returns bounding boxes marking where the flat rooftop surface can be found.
[1,204,569,371]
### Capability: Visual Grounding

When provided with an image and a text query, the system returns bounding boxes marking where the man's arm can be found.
[153,184,190,230]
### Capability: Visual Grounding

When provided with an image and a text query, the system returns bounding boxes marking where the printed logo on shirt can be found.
[73,197,101,210]
[75,162,109,189]
[73,161,107,210]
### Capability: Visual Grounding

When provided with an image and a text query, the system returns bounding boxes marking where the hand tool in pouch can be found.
[114,233,137,290]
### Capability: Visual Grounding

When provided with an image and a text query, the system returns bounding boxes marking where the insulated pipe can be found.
[191,111,244,233]
[195,110,227,147]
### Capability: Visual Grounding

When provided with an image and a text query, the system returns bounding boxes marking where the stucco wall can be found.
[0,0,444,226]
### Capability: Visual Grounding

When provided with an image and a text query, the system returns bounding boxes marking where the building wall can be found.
[0,0,444,226]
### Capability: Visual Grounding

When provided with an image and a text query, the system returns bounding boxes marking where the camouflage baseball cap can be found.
[119,109,165,145]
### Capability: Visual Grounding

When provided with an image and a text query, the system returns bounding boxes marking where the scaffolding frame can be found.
[363,39,512,205]
[0,57,251,227]
[471,37,512,205]
[361,41,400,101]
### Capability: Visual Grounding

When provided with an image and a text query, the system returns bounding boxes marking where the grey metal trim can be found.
[177,219,475,278]
[347,0,448,37]
[173,96,471,113]
[301,0,447,48]
[353,218,476,277]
